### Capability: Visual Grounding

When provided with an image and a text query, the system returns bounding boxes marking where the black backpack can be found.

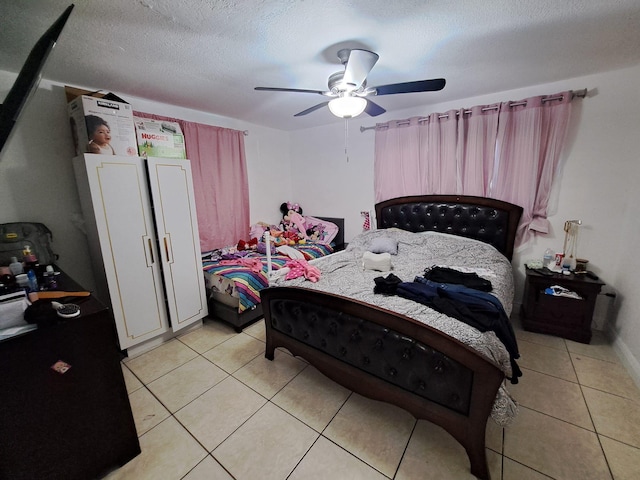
[0,222,57,266]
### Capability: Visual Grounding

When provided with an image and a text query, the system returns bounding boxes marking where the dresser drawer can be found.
[531,292,588,327]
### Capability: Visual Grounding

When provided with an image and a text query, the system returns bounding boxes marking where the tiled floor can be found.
[104,315,640,480]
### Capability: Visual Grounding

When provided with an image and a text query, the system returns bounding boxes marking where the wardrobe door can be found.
[74,154,170,348]
[146,157,208,331]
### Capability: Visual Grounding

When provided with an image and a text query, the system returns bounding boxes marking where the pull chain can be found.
[344,118,349,163]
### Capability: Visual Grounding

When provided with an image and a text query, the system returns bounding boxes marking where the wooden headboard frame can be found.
[375,195,523,261]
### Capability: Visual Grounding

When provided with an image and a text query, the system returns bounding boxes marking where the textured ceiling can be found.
[2,0,640,131]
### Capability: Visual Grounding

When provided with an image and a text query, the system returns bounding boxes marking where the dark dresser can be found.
[0,271,140,479]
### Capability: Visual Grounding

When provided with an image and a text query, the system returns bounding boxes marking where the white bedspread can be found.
[272,228,519,425]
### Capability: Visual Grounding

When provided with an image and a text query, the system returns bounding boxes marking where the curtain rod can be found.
[359,88,588,133]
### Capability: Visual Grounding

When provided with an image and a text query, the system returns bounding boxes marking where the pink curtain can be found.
[459,105,500,196]
[134,112,249,251]
[375,106,499,202]
[422,110,459,194]
[373,92,573,247]
[490,92,572,245]
[374,118,424,202]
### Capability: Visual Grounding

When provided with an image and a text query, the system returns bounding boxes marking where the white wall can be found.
[0,75,291,291]
[289,119,375,242]
[289,65,640,384]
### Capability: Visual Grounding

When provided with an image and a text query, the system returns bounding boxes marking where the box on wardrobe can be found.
[66,86,137,157]
[133,116,186,159]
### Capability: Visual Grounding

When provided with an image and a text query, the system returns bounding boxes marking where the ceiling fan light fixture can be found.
[328,95,367,118]
[255,48,445,119]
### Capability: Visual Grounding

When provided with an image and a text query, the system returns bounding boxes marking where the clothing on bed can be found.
[396,277,522,384]
[423,265,493,292]
[219,257,263,273]
[373,273,403,294]
[285,259,321,282]
[272,228,519,426]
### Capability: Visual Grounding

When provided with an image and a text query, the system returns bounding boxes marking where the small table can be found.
[520,267,605,343]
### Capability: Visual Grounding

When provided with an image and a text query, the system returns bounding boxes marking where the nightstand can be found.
[520,267,605,343]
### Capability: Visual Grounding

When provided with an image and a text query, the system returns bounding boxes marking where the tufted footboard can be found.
[262,286,504,480]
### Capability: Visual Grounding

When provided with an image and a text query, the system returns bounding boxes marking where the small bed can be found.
[203,217,344,332]
[261,195,522,480]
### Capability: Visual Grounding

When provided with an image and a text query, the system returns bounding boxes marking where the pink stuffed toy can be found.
[286,211,308,238]
[280,201,308,239]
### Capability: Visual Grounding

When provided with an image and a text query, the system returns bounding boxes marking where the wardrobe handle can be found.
[148,238,154,264]
[164,236,171,263]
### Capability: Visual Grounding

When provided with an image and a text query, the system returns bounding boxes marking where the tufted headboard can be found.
[375,195,523,261]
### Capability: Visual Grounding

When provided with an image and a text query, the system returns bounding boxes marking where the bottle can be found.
[23,245,38,269]
[27,269,38,292]
[9,256,24,275]
[15,273,29,290]
[44,265,58,289]
[543,248,554,268]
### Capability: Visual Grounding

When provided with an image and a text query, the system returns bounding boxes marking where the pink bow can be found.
[287,201,300,212]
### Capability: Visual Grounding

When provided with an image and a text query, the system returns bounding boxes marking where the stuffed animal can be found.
[249,222,270,240]
[237,237,258,251]
[282,230,300,244]
[257,241,276,255]
[281,201,302,216]
[280,201,308,238]
[269,229,288,246]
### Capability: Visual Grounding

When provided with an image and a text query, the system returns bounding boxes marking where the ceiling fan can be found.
[255,48,446,119]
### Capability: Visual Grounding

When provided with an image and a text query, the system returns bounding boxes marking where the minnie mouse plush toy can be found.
[280,201,308,238]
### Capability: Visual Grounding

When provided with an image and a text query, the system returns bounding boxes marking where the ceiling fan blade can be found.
[255,86,326,95]
[364,99,386,117]
[342,49,379,90]
[294,101,330,117]
[374,78,446,96]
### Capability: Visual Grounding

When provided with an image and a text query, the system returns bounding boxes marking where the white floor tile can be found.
[324,393,415,478]
[104,417,207,480]
[104,319,640,480]
[213,403,318,480]
[175,376,267,452]
[146,356,227,412]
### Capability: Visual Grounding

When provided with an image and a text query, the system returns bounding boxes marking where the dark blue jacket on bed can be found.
[396,278,522,383]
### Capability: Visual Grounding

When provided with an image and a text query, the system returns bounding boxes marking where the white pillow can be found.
[369,236,398,255]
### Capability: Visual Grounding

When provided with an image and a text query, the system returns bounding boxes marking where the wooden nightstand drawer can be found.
[532,293,587,327]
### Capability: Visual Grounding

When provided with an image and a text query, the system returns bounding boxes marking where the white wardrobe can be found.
[73,154,208,349]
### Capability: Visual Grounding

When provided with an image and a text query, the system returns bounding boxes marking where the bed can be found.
[203,217,344,332]
[261,195,522,480]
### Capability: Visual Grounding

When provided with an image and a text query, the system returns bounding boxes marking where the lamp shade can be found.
[328,96,367,118]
